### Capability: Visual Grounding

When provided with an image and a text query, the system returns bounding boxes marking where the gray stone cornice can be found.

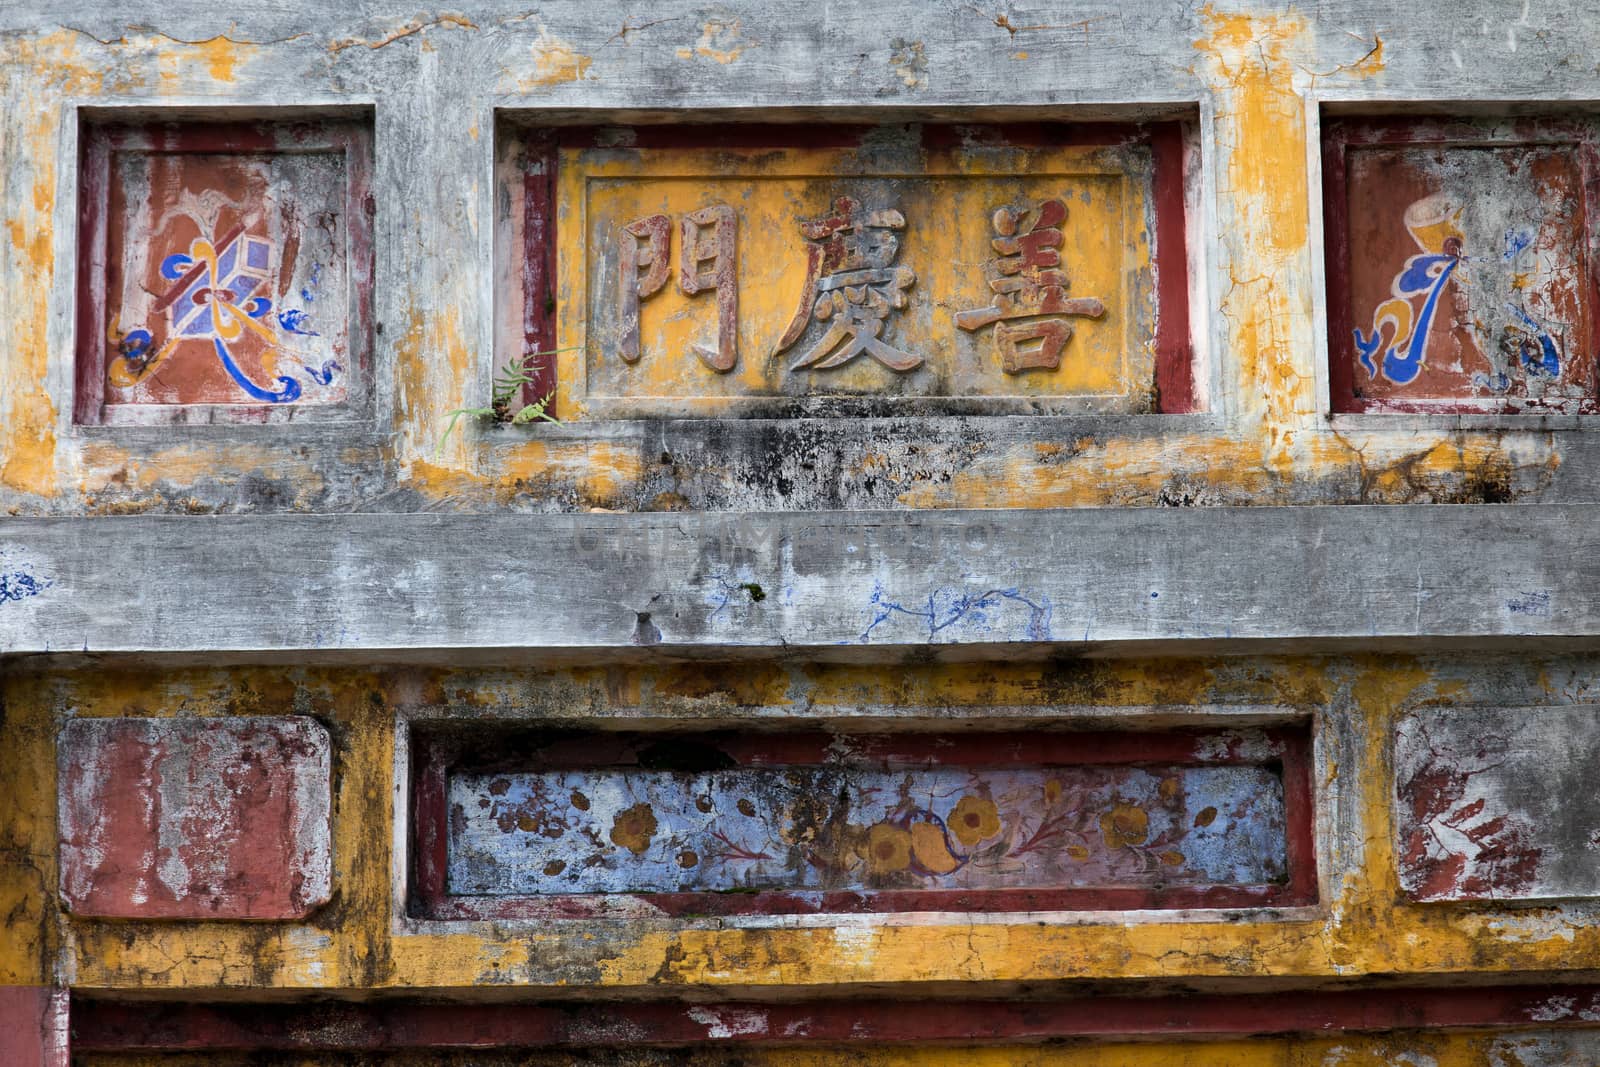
[1,504,1593,663]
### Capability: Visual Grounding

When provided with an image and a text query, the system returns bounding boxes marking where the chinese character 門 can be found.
[617,203,739,372]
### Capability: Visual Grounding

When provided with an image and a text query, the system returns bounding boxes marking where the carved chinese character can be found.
[776,196,920,373]
[617,213,670,365]
[955,198,1106,374]
[677,204,738,372]
[617,205,739,372]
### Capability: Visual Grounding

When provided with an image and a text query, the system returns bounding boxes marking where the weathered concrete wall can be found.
[7,505,1600,658]
[5,655,1600,996]
[7,0,1600,1059]
[3,2,1600,514]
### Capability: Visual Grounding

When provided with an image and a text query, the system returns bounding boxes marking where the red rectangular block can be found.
[0,988,67,1067]
[1394,704,1600,903]
[58,717,332,920]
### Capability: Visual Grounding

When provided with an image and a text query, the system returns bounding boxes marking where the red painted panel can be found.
[57,717,332,920]
[1325,115,1600,414]
[75,119,374,424]
[0,987,67,1067]
[1393,704,1600,903]
[1151,120,1196,413]
[411,727,1313,918]
[517,132,559,415]
[68,984,1600,1050]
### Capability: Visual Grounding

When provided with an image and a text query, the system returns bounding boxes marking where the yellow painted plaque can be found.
[545,129,1174,418]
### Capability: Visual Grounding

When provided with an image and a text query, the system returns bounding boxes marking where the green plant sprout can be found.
[437,348,571,455]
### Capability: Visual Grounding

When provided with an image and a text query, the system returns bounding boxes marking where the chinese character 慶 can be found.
[775,196,921,373]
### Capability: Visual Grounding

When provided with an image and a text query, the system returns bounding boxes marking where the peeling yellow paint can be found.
[676,19,750,64]
[893,435,1271,508]
[20,667,389,990]
[395,304,475,483]
[7,31,108,96]
[0,676,55,984]
[78,442,328,496]
[496,440,646,508]
[1191,7,1383,479]
[189,35,251,82]
[1,108,61,497]
[1193,7,1318,466]
[525,26,593,86]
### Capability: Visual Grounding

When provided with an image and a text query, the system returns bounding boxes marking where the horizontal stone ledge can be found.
[0,504,1596,661]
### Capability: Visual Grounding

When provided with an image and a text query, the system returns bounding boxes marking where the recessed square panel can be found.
[500,123,1195,419]
[76,118,374,424]
[1324,117,1600,414]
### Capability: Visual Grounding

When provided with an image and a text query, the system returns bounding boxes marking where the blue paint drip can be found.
[861,586,1052,643]
[1508,304,1560,377]
[1354,330,1380,379]
[276,308,319,336]
[1503,229,1534,262]
[303,359,341,386]
[1506,590,1552,617]
[211,337,301,403]
[300,262,322,304]
[0,568,51,603]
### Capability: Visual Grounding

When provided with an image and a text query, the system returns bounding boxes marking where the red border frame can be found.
[72,984,1600,1050]
[1322,114,1600,415]
[75,118,376,426]
[518,131,559,416]
[517,121,1194,414]
[409,725,1314,919]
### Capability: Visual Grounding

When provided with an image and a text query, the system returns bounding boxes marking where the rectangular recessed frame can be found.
[75,116,375,425]
[65,986,1600,1053]
[1323,114,1600,415]
[500,121,1195,420]
[410,725,1314,919]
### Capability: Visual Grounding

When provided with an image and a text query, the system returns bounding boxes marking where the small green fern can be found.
[437,348,571,454]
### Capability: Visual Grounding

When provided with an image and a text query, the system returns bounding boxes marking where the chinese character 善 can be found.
[955,198,1106,375]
